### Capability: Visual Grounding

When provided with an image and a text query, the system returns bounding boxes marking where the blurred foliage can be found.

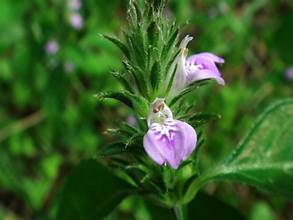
[0,0,292,219]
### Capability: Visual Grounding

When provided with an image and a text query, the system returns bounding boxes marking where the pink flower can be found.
[127,115,137,126]
[64,61,75,73]
[45,40,59,55]
[170,35,225,93]
[143,98,197,169]
[284,67,293,81]
[69,13,84,30]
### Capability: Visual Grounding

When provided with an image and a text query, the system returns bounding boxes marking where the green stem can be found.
[182,167,221,204]
[174,204,187,220]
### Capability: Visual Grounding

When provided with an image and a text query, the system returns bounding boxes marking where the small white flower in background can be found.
[69,13,84,30]
[284,67,293,81]
[64,61,75,74]
[68,0,81,11]
[67,0,83,30]
[126,115,137,126]
[45,39,59,55]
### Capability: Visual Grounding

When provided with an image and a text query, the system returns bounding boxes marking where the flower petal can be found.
[187,52,224,77]
[186,52,225,85]
[188,69,225,85]
[143,119,197,169]
[174,119,197,160]
[188,52,225,64]
[144,122,176,166]
[169,35,194,94]
[143,127,166,165]
[180,35,193,49]
[172,50,188,92]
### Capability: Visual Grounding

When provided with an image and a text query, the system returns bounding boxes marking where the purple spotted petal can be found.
[143,119,197,169]
[187,69,225,85]
[186,52,225,85]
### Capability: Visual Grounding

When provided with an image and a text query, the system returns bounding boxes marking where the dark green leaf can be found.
[184,99,293,203]
[187,113,221,128]
[147,21,159,46]
[132,1,142,23]
[187,192,245,220]
[111,71,134,92]
[161,27,179,60]
[122,61,149,98]
[145,192,244,220]
[168,79,210,107]
[151,0,166,12]
[95,91,149,117]
[98,142,127,156]
[95,91,133,108]
[57,159,134,220]
[150,61,161,91]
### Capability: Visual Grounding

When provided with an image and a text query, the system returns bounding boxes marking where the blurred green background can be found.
[0,0,292,219]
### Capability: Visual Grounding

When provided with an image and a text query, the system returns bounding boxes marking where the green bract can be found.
[97,0,181,109]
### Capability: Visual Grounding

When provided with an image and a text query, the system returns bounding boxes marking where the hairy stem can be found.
[174,204,187,220]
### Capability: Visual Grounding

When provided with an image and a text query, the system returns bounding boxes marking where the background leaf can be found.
[145,192,244,220]
[185,99,293,202]
[187,192,245,220]
[57,159,134,220]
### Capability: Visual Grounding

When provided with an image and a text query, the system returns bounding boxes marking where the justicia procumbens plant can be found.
[57,1,293,219]
[98,0,225,215]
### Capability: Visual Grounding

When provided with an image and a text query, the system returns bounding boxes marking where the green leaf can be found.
[147,21,159,46]
[110,71,134,93]
[184,99,293,203]
[161,26,179,60]
[95,91,133,108]
[102,35,130,59]
[168,79,210,107]
[98,142,127,156]
[122,61,149,98]
[95,91,149,117]
[187,113,221,128]
[57,159,134,220]
[151,0,166,12]
[150,61,161,92]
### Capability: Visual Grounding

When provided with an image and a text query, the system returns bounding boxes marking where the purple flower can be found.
[170,35,225,93]
[143,98,197,169]
[45,40,59,55]
[68,0,81,11]
[69,13,84,30]
[127,115,137,126]
[64,61,75,73]
[284,67,293,81]
[186,52,225,85]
